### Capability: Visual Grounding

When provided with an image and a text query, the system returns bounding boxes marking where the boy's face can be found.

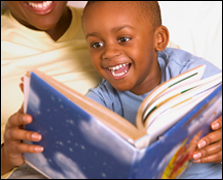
[83,2,161,94]
[6,1,68,30]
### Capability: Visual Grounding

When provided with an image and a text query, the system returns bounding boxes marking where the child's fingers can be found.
[4,128,42,142]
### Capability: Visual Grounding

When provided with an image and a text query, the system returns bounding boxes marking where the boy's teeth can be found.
[108,63,128,71]
[111,70,128,77]
[27,1,52,9]
[108,63,129,77]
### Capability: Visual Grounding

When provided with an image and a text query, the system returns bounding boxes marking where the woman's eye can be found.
[91,42,103,49]
[118,37,131,43]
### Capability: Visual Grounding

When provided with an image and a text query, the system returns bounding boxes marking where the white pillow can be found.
[159,1,222,69]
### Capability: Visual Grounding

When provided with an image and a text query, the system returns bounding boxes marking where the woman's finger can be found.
[4,128,42,142]
[193,140,222,163]
[197,128,222,149]
[211,115,222,130]
[6,113,32,129]
[15,143,44,154]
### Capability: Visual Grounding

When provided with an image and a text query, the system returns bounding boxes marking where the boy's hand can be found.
[2,106,43,174]
[193,115,222,163]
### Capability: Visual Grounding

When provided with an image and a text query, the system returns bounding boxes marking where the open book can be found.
[23,65,222,179]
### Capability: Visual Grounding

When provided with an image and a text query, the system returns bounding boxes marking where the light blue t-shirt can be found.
[86,47,222,179]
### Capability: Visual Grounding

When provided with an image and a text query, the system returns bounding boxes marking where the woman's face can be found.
[6,1,68,30]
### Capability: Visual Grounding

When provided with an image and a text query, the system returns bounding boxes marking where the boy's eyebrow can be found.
[86,25,134,39]
[111,25,134,32]
[86,32,100,39]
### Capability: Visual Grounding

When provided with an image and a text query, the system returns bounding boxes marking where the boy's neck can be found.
[130,63,162,95]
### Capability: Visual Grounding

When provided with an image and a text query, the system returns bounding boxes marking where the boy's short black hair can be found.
[84,1,162,31]
[138,1,162,30]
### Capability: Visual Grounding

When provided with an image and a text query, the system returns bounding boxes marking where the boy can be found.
[82,1,222,179]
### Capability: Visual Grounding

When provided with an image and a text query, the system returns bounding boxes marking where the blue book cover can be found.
[23,70,222,179]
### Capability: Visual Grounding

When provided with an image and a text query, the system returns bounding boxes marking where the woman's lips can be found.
[25,1,55,15]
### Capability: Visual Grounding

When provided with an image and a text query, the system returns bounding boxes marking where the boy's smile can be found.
[83,1,167,95]
[107,63,130,79]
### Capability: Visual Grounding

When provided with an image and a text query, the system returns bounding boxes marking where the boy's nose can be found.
[102,44,122,60]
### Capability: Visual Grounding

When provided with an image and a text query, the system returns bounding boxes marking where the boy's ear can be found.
[154,26,169,51]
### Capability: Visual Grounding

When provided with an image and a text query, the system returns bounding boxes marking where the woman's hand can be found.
[1,106,43,175]
[193,115,222,163]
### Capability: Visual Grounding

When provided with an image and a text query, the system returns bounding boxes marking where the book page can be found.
[144,74,222,128]
[144,82,221,144]
[145,85,222,145]
[136,65,206,131]
[142,73,222,121]
[142,65,206,114]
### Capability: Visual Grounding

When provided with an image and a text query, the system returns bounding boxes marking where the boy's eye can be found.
[118,37,131,43]
[91,42,103,49]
